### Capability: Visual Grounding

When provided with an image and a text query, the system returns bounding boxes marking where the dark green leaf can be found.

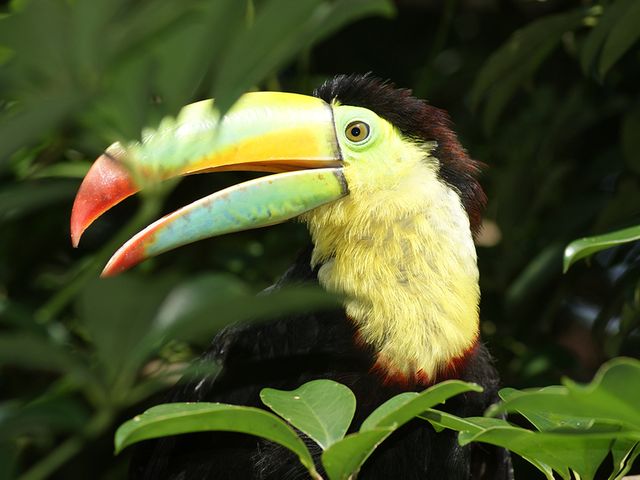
[493,358,640,432]
[319,381,480,480]
[598,0,640,76]
[321,429,393,480]
[580,2,626,75]
[0,396,89,440]
[0,333,85,376]
[471,9,584,111]
[155,283,339,345]
[261,380,356,450]
[360,380,482,431]
[78,274,177,385]
[359,392,417,431]
[115,403,318,477]
[0,180,78,223]
[212,0,394,113]
[564,225,640,272]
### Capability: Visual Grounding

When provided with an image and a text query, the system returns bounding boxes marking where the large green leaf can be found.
[0,180,78,223]
[115,402,319,478]
[0,333,87,378]
[470,9,584,129]
[212,0,394,113]
[361,380,482,431]
[320,380,480,480]
[0,396,89,440]
[153,282,339,346]
[580,1,626,75]
[321,428,393,480]
[564,225,640,272]
[422,360,640,479]
[422,410,623,480]
[493,358,640,431]
[457,422,627,480]
[598,0,640,76]
[260,380,356,450]
[78,275,178,387]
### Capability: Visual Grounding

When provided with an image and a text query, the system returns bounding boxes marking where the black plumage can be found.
[130,247,512,480]
[128,75,513,480]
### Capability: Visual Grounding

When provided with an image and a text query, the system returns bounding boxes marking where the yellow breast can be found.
[302,138,480,381]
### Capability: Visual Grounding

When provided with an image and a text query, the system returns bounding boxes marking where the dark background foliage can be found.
[1,0,638,478]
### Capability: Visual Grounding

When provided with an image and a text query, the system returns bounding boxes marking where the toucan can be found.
[71,74,513,479]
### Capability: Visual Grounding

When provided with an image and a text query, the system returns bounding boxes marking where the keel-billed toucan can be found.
[71,75,512,479]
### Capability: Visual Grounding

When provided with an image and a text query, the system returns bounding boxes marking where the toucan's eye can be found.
[345,121,370,143]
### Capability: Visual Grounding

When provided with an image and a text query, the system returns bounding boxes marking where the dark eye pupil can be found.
[351,126,361,137]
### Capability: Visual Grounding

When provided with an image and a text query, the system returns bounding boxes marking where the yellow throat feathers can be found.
[302,135,479,382]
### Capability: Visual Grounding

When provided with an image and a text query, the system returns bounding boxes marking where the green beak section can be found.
[102,168,346,276]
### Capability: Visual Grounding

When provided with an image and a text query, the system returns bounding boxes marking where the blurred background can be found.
[1,0,639,478]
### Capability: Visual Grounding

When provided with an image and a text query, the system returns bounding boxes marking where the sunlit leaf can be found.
[422,410,616,480]
[361,380,481,431]
[609,439,640,480]
[115,402,318,477]
[319,380,480,480]
[321,428,393,480]
[564,225,640,272]
[494,358,640,431]
[261,379,356,450]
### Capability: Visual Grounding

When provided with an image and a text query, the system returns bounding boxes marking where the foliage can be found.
[1,0,639,478]
[115,380,480,480]
[564,223,640,272]
[116,358,639,480]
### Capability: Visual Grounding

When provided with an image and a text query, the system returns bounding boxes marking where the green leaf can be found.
[609,439,640,480]
[154,282,339,345]
[598,0,640,77]
[494,358,640,431]
[115,402,318,477]
[359,392,418,431]
[421,410,618,480]
[260,379,356,450]
[0,333,85,376]
[30,162,91,179]
[471,9,584,127]
[318,381,480,480]
[580,1,628,75]
[498,386,595,432]
[321,428,393,480]
[457,423,622,480]
[0,396,89,440]
[0,180,78,223]
[212,0,394,113]
[563,225,640,272]
[78,275,177,385]
[361,380,482,431]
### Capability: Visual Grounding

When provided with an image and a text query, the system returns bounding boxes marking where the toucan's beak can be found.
[71,92,347,276]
